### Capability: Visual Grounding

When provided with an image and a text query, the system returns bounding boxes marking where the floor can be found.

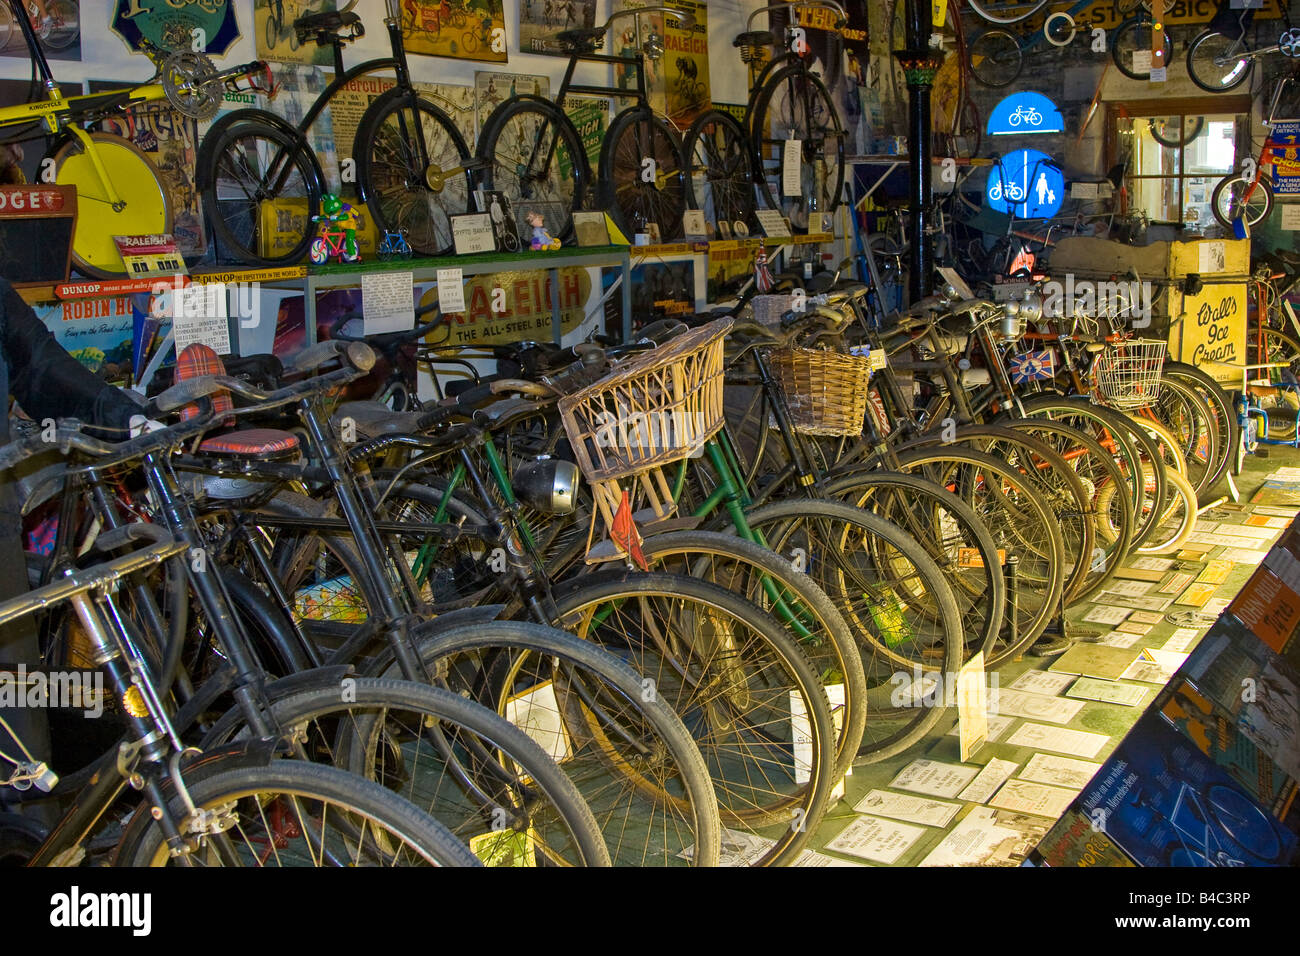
[787,444,1300,867]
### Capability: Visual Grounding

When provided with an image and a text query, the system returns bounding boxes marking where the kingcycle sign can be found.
[987,92,1064,136]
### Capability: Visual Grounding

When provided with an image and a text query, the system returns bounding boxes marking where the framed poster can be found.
[253,0,338,66]
[111,0,239,55]
[403,0,507,63]
[2,0,79,61]
[517,0,597,56]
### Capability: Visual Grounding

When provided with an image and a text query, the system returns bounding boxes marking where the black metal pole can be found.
[893,0,944,302]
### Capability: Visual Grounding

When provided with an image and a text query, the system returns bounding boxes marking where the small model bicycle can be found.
[378,228,413,259]
[310,219,360,264]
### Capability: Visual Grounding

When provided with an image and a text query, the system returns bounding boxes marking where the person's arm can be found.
[2,279,141,436]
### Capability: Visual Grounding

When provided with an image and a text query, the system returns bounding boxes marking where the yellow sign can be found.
[419,268,592,346]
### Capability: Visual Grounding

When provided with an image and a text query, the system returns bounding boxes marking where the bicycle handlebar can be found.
[604,6,695,32]
[745,0,848,32]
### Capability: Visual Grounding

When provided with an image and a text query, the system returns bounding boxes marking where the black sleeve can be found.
[2,279,141,436]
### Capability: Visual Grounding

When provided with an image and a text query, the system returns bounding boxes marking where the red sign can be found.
[0,185,68,215]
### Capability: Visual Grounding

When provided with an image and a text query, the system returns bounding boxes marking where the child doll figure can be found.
[527,210,561,251]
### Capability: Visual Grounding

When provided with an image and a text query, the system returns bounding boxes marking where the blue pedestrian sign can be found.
[987,148,1064,219]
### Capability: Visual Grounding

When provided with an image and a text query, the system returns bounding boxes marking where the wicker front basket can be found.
[559,318,732,483]
[769,347,872,437]
[1092,338,1166,409]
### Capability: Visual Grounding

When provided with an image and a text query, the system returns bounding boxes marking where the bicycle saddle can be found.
[295,9,362,44]
[175,344,301,460]
[557,28,605,52]
[330,401,427,441]
[733,30,775,48]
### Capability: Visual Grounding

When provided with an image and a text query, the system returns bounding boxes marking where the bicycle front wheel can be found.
[964,0,1050,24]
[51,133,172,278]
[476,98,588,242]
[750,64,845,232]
[600,107,690,241]
[44,0,79,49]
[1112,18,1173,82]
[552,571,835,866]
[203,678,610,866]
[117,760,480,866]
[356,89,473,256]
[1187,30,1253,93]
[1212,175,1272,228]
[684,109,759,233]
[198,117,322,265]
[969,30,1023,88]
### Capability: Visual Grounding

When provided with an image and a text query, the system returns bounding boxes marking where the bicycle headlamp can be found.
[511,457,579,515]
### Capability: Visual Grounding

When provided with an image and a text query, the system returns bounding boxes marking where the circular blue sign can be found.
[987,149,1064,220]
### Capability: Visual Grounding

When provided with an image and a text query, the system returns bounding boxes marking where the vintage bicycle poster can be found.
[612,0,663,114]
[401,0,507,63]
[253,0,339,66]
[661,0,708,131]
[110,0,240,56]
[474,71,548,139]
[517,0,596,56]
[1,0,79,60]
[87,88,206,259]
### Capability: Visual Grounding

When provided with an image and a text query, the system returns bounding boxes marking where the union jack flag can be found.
[1007,349,1056,384]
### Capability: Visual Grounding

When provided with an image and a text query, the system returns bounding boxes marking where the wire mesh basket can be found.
[1091,338,1166,408]
[768,346,873,436]
[558,317,732,483]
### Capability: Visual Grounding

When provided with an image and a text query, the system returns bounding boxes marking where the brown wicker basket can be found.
[769,346,872,437]
[559,317,732,483]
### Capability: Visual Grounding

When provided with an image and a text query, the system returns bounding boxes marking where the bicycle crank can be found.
[160,51,223,121]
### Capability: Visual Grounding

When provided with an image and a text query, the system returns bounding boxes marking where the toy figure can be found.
[311,193,360,264]
[527,210,561,251]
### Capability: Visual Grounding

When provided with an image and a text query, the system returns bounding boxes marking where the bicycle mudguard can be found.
[417,604,507,634]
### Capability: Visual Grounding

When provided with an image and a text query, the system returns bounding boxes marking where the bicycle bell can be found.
[511,456,579,515]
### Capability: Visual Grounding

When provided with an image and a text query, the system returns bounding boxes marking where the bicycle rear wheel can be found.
[50,133,172,278]
[43,0,78,50]
[1112,17,1173,82]
[197,116,322,266]
[356,89,473,256]
[118,760,479,866]
[964,0,1050,24]
[600,107,690,241]
[476,98,587,242]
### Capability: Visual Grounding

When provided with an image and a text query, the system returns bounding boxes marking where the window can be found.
[1107,96,1250,230]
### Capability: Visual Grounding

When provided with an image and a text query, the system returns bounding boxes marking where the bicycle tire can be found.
[871,447,1065,658]
[1161,360,1238,497]
[1112,17,1173,82]
[117,760,480,866]
[476,97,588,243]
[1150,374,1222,498]
[1212,174,1272,228]
[202,677,610,866]
[1098,465,1197,555]
[1246,325,1300,381]
[969,30,1022,88]
[394,619,723,867]
[198,116,322,266]
[633,529,867,784]
[599,106,690,242]
[1187,29,1253,93]
[1148,117,1206,148]
[551,571,835,864]
[265,8,278,50]
[1002,418,1134,601]
[822,471,1007,667]
[749,64,845,233]
[355,88,473,256]
[0,4,14,52]
[684,109,760,233]
[49,133,172,278]
[736,499,966,759]
[964,0,1050,25]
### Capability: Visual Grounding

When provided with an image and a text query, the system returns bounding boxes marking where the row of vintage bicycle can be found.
[0,263,1233,865]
